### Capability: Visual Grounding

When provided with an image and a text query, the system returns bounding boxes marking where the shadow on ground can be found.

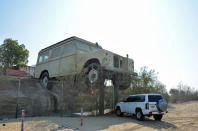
[94,114,177,131]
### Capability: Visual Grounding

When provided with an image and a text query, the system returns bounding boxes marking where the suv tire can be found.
[116,107,123,117]
[157,99,168,112]
[136,109,144,121]
[153,114,163,121]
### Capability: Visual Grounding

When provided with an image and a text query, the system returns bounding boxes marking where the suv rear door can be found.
[135,95,146,113]
[127,95,145,114]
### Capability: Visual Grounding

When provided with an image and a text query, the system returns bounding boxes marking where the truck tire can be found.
[40,72,49,88]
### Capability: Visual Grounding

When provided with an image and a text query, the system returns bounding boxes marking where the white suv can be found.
[115,94,168,121]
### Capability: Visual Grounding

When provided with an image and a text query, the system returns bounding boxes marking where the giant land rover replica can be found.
[35,36,136,88]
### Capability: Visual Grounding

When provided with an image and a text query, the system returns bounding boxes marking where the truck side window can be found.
[90,46,98,51]
[64,44,75,55]
[38,51,49,63]
[52,47,61,58]
[39,56,43,63]
[76,42,90,52]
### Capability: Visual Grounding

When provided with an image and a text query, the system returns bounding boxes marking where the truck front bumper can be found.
[104,66,137,76]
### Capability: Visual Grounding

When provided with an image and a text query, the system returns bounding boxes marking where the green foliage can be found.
[120,66,170,102]
[0,38,29,70]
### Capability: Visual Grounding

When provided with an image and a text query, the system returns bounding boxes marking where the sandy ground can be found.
[0,101,198,131]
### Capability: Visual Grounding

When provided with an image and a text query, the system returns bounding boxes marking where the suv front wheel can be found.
[116,107,123,117]
[136,109,144,121]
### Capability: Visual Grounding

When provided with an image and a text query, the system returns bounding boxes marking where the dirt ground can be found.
[0,101,198,131]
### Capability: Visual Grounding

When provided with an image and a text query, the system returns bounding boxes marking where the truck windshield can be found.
[148,95,162,102]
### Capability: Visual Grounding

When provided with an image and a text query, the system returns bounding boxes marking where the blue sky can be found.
[0,0,198,90]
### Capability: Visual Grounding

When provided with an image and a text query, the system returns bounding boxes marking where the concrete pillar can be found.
[99,84,104,115]
[98,68,105,115]
[113,80,119,110]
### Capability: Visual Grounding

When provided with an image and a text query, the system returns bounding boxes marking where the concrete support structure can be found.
[98,69,105,115]
[113,80,119,110]
[99,84,104,115]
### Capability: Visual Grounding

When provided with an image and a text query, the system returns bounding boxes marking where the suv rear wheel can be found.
[136,109,144,121]
[153,114,163,121]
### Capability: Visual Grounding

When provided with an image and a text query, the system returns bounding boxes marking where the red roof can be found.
[6,69,26,77]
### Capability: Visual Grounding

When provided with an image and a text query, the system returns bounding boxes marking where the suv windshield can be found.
[148,95,162,102]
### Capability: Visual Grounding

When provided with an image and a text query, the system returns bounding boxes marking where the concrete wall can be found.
[20,66,35,77]
[0,75,114,118]
[0,76,55,118]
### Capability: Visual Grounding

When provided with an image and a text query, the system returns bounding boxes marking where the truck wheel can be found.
[153,114,163,121]
[136,109,144,121]
[116,107,123,116]
[40,72,49,88]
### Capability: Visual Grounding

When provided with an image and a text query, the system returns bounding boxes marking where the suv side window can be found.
[135,95,145,102]
[126,96,136,102]
[126,97,131,102]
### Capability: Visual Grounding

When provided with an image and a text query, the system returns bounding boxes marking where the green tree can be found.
[0,38,29,73]
[131,66,158,94]
[121,66,169,102]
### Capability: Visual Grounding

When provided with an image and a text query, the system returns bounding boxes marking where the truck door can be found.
[60,43,76,75]
[49,47,62,76]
